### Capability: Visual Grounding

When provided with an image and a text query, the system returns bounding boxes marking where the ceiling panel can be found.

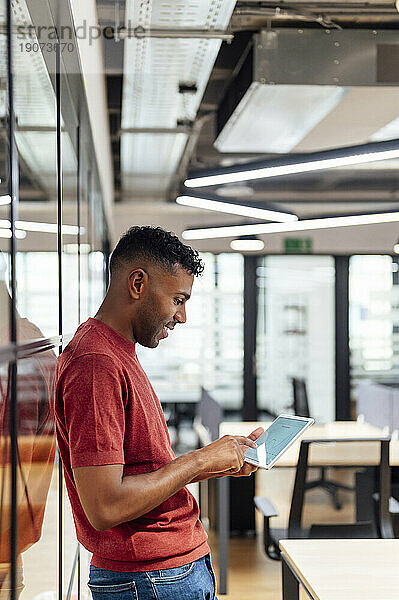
[121,0,237,198]
[121,132,188,197]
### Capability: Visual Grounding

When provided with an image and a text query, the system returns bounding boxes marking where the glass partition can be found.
[77,135,91,324]
[0,358,14,594]
[15,350,57,600]
[13,1,59,341]
[0,1,110,598]
[257,255,335,423]
[349,255,397,419]
[0,3,13,593]
[0,0,10,345]
[61,69,80,338]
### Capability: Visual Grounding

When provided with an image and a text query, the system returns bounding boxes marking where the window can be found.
[138,253,244,410]
[349,255,396,414]
[257,256,335,423]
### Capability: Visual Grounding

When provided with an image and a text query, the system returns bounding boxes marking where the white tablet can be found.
[244,414,314,470]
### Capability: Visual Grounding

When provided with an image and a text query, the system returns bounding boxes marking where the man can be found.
[55,226,263,600]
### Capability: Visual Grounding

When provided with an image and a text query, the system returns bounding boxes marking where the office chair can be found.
[255,438,394,561]
[195,388,256,534]
[194,388,224,531]
[195,387,223,444]
[292,377,354,510]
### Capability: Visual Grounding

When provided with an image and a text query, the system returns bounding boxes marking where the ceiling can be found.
[98,0,399,223]
[3,0,399,223]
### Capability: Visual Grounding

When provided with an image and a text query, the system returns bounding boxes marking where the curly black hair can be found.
[109,226,204,277]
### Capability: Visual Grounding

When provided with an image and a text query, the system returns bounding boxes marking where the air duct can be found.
[215,29,399,155]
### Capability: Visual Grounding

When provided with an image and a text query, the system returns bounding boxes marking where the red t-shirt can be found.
[55,317,209,571]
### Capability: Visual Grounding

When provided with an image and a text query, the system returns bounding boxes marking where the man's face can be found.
[134,264,194,348]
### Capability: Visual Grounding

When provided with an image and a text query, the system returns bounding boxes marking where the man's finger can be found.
[236,445,245,464]
[234,435,257,448]
[248,427,265,441]
[232,463,258,477]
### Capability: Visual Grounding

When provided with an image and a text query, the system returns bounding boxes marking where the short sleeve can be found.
[61,354,125,468]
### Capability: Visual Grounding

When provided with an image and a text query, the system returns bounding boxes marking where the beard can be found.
[134,300,166,348]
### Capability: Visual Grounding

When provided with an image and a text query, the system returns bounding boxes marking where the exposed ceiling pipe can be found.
[168,114,214,202]
[234,4,342,28]
[232,3,399,26]
[118,27,234,40]
[119,126,193,135]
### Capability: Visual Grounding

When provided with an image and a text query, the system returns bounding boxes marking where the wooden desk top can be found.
[219,421,397,467]
[279,539,399,600]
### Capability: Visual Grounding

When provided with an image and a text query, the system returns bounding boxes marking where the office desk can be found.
[279,538,399,600]
[219,421,389,467]
[216,421,392,595]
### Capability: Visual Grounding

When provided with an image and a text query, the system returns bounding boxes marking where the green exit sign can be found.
[284,238,313,254]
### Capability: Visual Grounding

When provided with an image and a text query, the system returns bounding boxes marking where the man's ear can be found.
[127,269,148,300]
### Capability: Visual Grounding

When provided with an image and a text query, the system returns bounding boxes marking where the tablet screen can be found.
[244,416,311,467]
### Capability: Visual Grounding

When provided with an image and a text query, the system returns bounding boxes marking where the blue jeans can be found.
[88,554,218,600]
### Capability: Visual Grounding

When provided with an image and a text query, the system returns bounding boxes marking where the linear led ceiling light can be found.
[182,211,399,240]
[16,221,84,235]
[0,219,85,235]
[64,243,91,254]
[176,195,297,223]
[184,141,399,188]
[230,237,265,252]
[0,229,26,239]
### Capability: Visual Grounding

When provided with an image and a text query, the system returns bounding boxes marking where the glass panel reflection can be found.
[88,174,106,318]
[78,144,106,323]
[0,341,57,598]
[63,487,79,600]
[16,253,58,338]
[12,0,58,341]
[0,0,10,344]
[13,251,106,345]
[1,0,109,595]
[62,126,79,336]
[0,359,15,595]
[78,149,90,324]
[0,255,10,346]
[12,2,57,197]
[15,347,57,600]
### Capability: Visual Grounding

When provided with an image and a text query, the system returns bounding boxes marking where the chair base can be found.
[263,527,286,561]
[306,467,354,510]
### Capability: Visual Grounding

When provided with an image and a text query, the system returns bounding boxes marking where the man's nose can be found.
[175,304,187,324]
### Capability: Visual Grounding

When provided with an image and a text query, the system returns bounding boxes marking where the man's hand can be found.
[190,427,265,482]
[196,434,258,476]
[229,427,264,477]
